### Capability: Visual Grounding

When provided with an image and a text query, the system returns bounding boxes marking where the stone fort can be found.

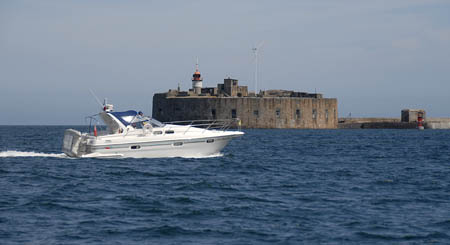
[152,64,338,129]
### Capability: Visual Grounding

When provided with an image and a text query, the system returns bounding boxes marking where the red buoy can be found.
[94,125,98,136]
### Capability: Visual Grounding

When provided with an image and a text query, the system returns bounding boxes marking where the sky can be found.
[1,0,449,125]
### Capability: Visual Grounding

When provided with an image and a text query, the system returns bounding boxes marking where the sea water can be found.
[0,126,449,244]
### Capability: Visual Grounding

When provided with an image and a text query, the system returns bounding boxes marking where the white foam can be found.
[181,153,224,159]
[0,150,67,158]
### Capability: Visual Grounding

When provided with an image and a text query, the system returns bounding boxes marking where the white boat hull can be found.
[85,135,234,158]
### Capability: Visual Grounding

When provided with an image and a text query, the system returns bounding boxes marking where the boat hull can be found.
[84,135,236,158]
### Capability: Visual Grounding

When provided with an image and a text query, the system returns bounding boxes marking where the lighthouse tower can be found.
[192,59,203,95]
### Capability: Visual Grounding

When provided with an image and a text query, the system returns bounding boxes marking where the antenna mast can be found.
[196,57,199,71]
[89,89,103,108]
[252,41,264,95]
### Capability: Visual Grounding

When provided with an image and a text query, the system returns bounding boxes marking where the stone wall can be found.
[152,94,338,129]
[425,118,450,129]
[338,121,416,129]
[401,109,426,122]
[338,118,400,123]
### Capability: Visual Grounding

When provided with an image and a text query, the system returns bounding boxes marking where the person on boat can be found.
[138,111,149,125]
[132,111,147,129]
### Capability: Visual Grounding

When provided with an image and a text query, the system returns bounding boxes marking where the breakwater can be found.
[339,117,450,129]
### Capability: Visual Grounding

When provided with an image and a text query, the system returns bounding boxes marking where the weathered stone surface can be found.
[152,95,338,129]
[425,118,450,129]
[339,122,417,129]
[401,109,426,122]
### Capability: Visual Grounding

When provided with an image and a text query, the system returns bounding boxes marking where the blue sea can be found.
[1,126,449,244]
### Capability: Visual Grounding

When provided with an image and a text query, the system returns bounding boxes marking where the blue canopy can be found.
[109,110,138,126]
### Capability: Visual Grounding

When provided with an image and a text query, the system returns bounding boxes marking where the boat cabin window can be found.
[165,130,174,134]
[207,139,214,143]
[153,131,162,135]
[173,142,183,146]
[131,145,141,150]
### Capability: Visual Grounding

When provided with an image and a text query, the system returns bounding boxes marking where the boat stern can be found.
[62,129,89,157]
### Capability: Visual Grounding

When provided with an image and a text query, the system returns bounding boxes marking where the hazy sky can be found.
[1,0,449,124]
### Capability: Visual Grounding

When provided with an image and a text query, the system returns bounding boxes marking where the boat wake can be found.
[0,150,67,158]
[181,153,224,159]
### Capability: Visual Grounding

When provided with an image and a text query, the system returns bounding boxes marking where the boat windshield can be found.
[148,118,165,127]
[130,117,165,128]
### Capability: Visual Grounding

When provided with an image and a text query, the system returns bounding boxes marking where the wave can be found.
[0,150,67,158]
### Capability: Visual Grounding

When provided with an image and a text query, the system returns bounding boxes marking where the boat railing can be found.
[85,125,110,137]
[85,114,111,137]
[163,118,241,134]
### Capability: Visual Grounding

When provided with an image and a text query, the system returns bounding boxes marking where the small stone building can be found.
[401,109,426,123]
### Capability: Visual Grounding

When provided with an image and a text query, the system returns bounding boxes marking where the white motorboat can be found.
[62,103,244,158]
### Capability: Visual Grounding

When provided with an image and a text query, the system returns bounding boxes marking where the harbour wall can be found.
[338,117,450,129]
[426,118,450,129]
[153,94,338,129]
[338,118,415,129]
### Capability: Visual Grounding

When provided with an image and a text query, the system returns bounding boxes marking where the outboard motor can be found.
[62,129,88,157]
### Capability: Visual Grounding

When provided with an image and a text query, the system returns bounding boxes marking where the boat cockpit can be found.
[94,107,165,135]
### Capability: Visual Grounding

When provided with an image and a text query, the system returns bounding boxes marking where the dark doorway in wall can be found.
[296,109,301,119]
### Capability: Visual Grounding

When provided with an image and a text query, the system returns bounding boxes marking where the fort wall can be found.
[152,66,338,129]
[152,95,338,129]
